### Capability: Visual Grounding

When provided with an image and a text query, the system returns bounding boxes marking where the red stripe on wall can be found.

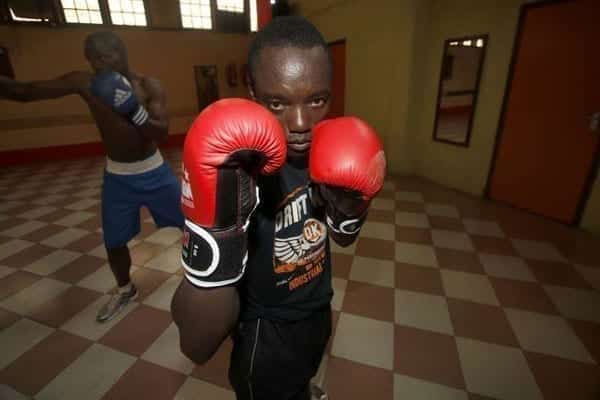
[0,134,186,167]
[257,0,272,29]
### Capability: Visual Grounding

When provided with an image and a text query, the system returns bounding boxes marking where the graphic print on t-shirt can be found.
[272,185,327,291]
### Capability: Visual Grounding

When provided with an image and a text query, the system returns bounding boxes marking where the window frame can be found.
[59,0,105,26]
[216,0,244,14]
[0,0,152,28]
[249,0,257,32]
[178,0,214,31]
[105,0,151,28]
[0,0,258,32]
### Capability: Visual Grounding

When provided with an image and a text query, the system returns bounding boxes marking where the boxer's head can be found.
[84,31,129,75]
[248,16,332,161]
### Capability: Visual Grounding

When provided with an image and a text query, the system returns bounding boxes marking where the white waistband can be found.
[106,150,164,175]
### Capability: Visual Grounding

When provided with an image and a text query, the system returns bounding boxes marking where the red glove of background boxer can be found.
[309,117,386,237]
[181,98,286,287]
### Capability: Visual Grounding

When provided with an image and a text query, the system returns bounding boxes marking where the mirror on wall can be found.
[433,34,488,146]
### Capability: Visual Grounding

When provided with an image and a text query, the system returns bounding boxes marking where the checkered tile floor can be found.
[1,149,599,400]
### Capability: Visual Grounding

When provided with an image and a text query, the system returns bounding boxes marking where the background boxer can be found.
[0,31,184,323]
[171,16,385,400]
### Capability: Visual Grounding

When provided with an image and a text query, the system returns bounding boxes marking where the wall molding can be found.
[0,133,186,167]
[0,110,198,131]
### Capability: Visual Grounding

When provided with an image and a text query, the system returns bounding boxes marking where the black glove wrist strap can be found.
[181,219,247,288]
[325,207,367,235]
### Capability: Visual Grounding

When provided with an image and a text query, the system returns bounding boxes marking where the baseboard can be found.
[0,134,186,167]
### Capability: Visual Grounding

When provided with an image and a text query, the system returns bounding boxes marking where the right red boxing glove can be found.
[310,117,386,236]
[181,98,286,287]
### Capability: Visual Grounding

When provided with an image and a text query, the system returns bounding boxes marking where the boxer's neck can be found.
[287,155,308,170]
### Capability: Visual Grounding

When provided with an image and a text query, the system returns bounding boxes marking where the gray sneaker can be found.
[96,285,138,323]
[310,383,328,400]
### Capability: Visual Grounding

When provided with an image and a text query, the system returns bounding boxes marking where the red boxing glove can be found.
[309,116,386,235]
[181,98,286,287]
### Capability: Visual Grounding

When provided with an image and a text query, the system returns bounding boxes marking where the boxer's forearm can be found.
[171,279,239,365]
[0,73,86,102]
[0,77,28,101]
[0,78,70,101]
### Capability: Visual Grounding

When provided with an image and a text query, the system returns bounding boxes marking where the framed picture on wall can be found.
[226,63,238,87]
[194,65,219,111]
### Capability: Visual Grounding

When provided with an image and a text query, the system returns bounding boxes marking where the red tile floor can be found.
[0,149,599,399]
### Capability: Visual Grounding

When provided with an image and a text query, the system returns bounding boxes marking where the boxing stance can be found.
[171,16,386,400]
[0,32,184,322]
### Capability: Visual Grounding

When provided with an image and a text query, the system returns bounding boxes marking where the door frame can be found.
[327,38,347,117]
[484,0,600,226]
[328,38,346,46]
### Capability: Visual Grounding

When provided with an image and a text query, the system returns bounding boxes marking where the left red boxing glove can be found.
[309,117,386,236]
[182,98,286,287]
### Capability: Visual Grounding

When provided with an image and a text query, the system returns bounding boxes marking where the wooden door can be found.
[489,0,600,223]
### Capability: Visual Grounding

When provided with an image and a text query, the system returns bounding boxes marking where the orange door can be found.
[327,40,346,118]
[489,0,600,223]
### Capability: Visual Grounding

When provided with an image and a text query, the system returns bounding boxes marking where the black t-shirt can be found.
[239,162,333,322]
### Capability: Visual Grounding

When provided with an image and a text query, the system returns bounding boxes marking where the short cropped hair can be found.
[84,31,126,58]
[247,16,331,84]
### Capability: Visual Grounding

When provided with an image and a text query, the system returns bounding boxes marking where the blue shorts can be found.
[102,162,184,249]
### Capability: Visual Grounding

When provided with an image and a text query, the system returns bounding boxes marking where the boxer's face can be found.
[85,46,129,75]
[251,46,331,160]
